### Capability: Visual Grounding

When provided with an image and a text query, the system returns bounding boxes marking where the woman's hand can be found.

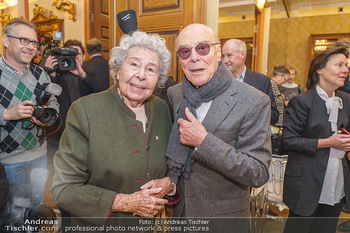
[141,177,173,198]
[112,188,168,218]
[318,132,350,151]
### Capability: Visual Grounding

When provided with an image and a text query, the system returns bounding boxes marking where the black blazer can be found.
[244,69,279,125]
[46,71,106,157]
[282,88,350,216]
[83,55,110,90]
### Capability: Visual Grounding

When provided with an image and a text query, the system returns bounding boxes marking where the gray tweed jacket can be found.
[168,76,272,218]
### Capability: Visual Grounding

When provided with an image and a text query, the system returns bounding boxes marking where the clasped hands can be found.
[111,108,208,217]
[112,177,173,218]
[329,131,350,155]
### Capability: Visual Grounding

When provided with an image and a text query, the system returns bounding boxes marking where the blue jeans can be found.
[1,155,47,229]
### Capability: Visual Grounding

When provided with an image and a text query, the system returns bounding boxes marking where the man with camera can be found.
[0,18,59,231]
[44,39,105,158]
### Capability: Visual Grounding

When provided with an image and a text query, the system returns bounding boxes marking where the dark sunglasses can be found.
[177,42,220,60]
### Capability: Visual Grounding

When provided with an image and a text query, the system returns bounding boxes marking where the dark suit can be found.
[83,55,110,90]
[47,72,106,157]
[282,89,350,216]
[244,68,279,125]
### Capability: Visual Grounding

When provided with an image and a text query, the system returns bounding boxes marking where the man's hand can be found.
[31,116,47,127]
[45,55,58,77]
[177,107,208,148]
[69,57,86,78]
[4,100,35,121]
[140,177,173,198]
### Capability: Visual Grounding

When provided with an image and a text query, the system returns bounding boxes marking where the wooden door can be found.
[87,0,113,59]
[115,0,206,83]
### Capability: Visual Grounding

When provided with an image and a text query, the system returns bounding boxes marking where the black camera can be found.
[41,37,78,72]
[33,83,62,126]
[50,47,78,71]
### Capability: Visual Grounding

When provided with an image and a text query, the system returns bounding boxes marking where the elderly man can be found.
[83,38,110,90]
[144,24,271,231]
[222,39,279,125]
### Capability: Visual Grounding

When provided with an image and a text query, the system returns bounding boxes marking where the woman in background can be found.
[270,65,289,127]
[279,66,303,105]
[282,46,350,233]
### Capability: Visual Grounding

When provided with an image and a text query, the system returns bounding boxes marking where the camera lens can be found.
[58,56,76,71]
[60,59,71,68]
[33,107,58,126]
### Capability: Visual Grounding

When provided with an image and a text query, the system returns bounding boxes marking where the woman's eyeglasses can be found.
[177,42,220,60]
[7,35,39,47]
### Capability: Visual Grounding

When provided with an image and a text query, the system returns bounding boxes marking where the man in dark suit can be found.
[83,38,110,90]
[222,39,279,125]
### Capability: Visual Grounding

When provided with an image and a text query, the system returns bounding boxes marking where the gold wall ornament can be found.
[0,13,12,23]
[31,4,64,44]
[33,4,58,22]
[52,0,76,22]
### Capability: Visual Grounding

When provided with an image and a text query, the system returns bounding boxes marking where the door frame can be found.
[84,0,114,51]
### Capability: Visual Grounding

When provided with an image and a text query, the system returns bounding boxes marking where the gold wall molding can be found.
[31,4,64,39]
[0,13,12,23]
[52,0,76,22]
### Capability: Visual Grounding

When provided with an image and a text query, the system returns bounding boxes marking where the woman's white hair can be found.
[109,31,171,86]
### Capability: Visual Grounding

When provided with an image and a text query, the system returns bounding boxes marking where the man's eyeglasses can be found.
[177,42,220,60]
[7,35,39,47]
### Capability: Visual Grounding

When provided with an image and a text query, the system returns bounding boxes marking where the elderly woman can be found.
[51,31,173,223]
[282,47,350,233]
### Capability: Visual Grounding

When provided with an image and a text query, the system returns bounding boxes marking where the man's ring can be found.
[153,211,158,216]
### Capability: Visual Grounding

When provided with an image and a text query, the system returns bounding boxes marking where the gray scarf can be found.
[166,61,233,182]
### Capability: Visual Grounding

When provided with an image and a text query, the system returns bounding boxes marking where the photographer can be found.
[0,18,59,231]
[44,39,105,158]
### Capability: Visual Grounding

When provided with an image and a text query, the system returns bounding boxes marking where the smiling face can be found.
[2,24,37,72]
[317,53,349,95]
[117,46,160,108]
[176,24,221,88]
[222,40,245,78]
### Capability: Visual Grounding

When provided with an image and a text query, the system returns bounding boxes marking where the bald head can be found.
[175,24,221,88]
[175,24,219,48]
[222,39,246,78]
